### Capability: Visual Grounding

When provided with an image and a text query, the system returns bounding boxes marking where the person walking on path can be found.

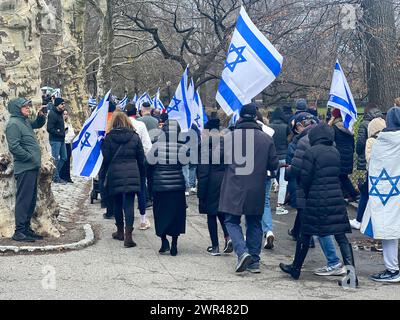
[101,111,145,248]
[6,98,47,242]
[148,120,187,256]
[280,123,357,287]
[361,107,400,283]
[47,97,67,183]
[60,110,75,183]
[329,108,359,202]
[219,103,279,273]
[197,119,233,256]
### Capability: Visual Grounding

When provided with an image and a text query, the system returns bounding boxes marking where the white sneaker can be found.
[190,187,197,194]
[314,263,347,276]
[349,219,361,230]
[272,180,279,193]
[185,191,190,196]
[276,206,289,215]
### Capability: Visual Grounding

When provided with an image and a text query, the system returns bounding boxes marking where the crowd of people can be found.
[4,93,400,286]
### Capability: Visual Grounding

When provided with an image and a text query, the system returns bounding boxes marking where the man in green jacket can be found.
[5,98,47,242]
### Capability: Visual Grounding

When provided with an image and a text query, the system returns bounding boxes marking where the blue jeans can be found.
[182,165,190,189]
[261,178,273,234]
[225,214,263,266]
[50,140,67,181]
[318,235,341,267]
[189,164,197,188]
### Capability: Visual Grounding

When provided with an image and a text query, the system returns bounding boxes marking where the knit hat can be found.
[386,106,400,130]
[240,103,257,119]
[204,118,220,130]
[54,98,65,107]
[295,99,308,112]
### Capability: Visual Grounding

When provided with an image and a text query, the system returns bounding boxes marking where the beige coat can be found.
[365,117,386,168]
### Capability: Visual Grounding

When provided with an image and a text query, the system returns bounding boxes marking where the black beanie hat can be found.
[240,103,257,119]
[54,98,65,107]
[204,118,220,130]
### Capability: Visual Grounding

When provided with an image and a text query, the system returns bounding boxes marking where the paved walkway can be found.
[0,179,398,300]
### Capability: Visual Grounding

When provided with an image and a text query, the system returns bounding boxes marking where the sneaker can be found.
[12,232,35,243]
[247,263,261,273]
[349,219,361,230]
[139,219,151,230]
[190,187,197,194]
[272,180,279,193]
[223,239,233,254]
[185,191,190,196]
[276,206,289,215]
[25,229,44,240]
[264,231,274,250]
[208,246,220,256]
[235,253,252,273]
[314,263,347,276]
[371,270,400,283]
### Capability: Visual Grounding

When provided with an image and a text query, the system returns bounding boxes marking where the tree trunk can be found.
[96,0,113,97]
[362,0,400,112]
[59,0,89,127]
[0,0,64,237]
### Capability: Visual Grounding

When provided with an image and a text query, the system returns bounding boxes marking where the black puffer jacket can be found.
[197,136,226,215]
[300,123,351,236]
[148,120,187,193]
[101,128,145,196]
[47,107,65,141]
[269,118,290,160]
[356,108,383,170]
[332,121,355,175]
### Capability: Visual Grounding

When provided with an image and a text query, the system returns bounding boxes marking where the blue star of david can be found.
[80,132,92,151]
[167,96,180,113]
[194,114,201,127]
[224,44,247,72]
[369,168,400,206]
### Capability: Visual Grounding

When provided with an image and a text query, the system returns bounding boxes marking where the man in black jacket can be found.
[219,103,278,273]
[47,97,67,183]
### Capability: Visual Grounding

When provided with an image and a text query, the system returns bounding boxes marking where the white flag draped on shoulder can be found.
[216,6,283,116]
[327,60,358,132]
[167,66,191,132]
[72,90,111,178]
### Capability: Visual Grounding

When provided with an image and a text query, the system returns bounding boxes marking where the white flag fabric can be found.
[116,95,128,111]
[327,60,358,132]
[192,88,207,132]
[72,90,111,178]
[136,92,152,110]
[153,88,165,111]
[167,66,191,132]
[216,6,283,116]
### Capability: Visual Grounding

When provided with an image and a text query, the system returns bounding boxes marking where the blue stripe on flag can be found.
[80,138,103,176]
[329,95,356,116]
[218,79,243,112]
[236,15,281,77]
[181,76,192,129]
[364,218,374,238]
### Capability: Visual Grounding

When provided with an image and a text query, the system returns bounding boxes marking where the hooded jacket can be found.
[47,106,66,142]
[300,123,351,236]
[332,119,355,175]
[356,108,383,170]
[269,109,290,160]
[6,98,46,175]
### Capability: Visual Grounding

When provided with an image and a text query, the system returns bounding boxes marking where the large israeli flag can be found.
[216,6,283,116]
[72,90,111,178]
[167,66,191,132]
[327,60,358,132]
[153,88,165,111]
[136,92,153,110]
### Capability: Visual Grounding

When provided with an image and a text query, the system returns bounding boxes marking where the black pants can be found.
[207,213,229,247]
[15,170,39,233]
[113,192,135,228]
[291,208,303,239]
[60,143,72,182]
[339,174,358,199]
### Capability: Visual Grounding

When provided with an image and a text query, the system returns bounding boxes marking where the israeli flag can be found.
[327,60,358,132]
[216,6,283,116]
[136,92,153,110]
[72,90,111,178]
[116,95,128,111]
[153,88,165,111]
[167,66,191,132]
[131,94,137,105]
[192,88,207,132]
[88,96,97,108]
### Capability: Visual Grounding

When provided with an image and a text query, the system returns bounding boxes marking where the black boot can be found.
[279,237,309,280]
[112,224,124,241]
[338,243,359,288]
[159,236,170,254]
[170,236,178,256]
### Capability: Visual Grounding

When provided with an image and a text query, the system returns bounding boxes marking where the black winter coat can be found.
[101,128,145,196]
[332,121,355,175]
[300,124,351,236]
[148,121,187,193]
[218,120,279,216]
[269,119,290,160]
[47,107,65,141]
[197,136,226,215]
[356,108,383,170]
